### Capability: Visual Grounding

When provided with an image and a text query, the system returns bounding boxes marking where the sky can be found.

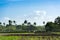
[0,0,60,25]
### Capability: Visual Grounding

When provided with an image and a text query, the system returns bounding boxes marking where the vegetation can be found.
[0,16,60,33]
[45,16,60,32]
[0,36,60,40]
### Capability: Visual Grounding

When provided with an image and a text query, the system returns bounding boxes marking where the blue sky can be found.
[0,0,60,25]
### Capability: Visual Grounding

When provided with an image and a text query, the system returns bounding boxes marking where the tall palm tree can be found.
[24,20,27,24]
[33,22,36,25]
[13,20,16,25]
[55,16,60,24]
[8,20,12,25]
[3,23,5,26]
[0,22,1,25]
[43,21,45,24]
[27,22,31,25]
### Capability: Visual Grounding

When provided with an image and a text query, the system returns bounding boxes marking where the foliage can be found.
[54,16,60,25]
[0,36,60,40]
[8,20,12,25]
[0,16,60,33]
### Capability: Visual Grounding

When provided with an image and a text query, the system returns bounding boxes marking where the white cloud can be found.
[0,17,11,25]
[21,10,47,25]
[36,11,40,13]
[23,14,28,18]
[35,10,47,16]
[31,10,47,25]
[0,10,56,26]
[2,17,24,25]
[34,17,38,20]
[4,17,10,20]
[46,16,56,22]
[3,17,10,24]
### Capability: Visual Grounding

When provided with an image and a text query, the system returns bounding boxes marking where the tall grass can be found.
[0,36,60,40]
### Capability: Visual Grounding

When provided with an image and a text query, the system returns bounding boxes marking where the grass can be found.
[0,36,60,40]
[52,32,60,34]
[0,32,60,40]
[0,36,19,40]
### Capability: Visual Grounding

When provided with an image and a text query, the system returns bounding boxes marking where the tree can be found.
[45,22,53,32]
[27,22,31,25]
[0,22,2,25]
[22,23,24,25]
[13,20,16,25]
[8,20,12,25]
[3,23,5,26]
[16,25,22,30]
[33,22,36,25]
[24,20,27,24]
[54,16,60,25]
[27,22,37,32]
[43,21,45,24]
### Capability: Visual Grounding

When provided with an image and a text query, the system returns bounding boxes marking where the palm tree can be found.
[0,22,1,25]
[27,22,31,25]
[3,23,5,26]
[33,22,36,25]
[22,23,24,25]
[24,20,27,24]
[55,16,60,24]
[8,20,12,25]
[13,20,16,25]
[43,21,45,24]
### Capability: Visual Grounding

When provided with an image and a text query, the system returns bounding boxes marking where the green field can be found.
[0,36,60,40]
[0,32,60,40]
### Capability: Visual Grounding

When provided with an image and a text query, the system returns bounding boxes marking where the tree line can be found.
[0,16,60,33]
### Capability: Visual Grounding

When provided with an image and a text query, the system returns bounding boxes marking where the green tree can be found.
[45,22,53,32]
[27,25,37,32]
[13,20,16,25]
[22,23,24,25]
[3,23,5,26]
[43,21,45,24]
[27,22,31,25]
[54,16,60,25]
[0,22,2,25]
[8,20,12,25]
[33,22,36,25]
[24,20,27,24]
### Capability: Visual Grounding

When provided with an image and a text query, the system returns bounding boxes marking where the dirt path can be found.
[0,33,60,36]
